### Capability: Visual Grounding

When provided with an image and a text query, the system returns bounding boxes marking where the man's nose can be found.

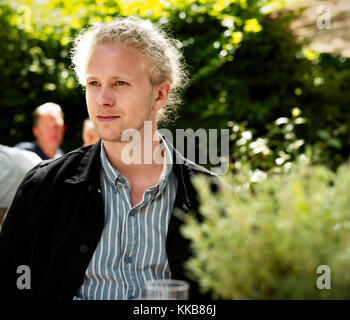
[97,87,115,107]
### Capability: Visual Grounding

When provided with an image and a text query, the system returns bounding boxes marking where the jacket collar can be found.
[63,140,102,185]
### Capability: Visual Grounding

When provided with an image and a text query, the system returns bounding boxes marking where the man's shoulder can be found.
[181,158,233,193]
[162,135,219,179]
[22,145,91,185]
[182,158,217,177]
[36,147,85,168]
[56,147,65,157]
[15,141,36,151]
[0,145,41,171]
[162,135,230,191]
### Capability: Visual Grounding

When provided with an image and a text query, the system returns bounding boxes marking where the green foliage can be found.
[175,10,350,169]
[0,2,86,151]
[181,159,350,299]
[228,107,307,173]
[167,4,349,170]
[0,0,349,168]
[3,0,349,300]
[0,0,269,150]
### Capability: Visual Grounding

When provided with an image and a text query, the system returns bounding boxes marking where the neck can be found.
[37,140,56,159]
[102,129,165,182]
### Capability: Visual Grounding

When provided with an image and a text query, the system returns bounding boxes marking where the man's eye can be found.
[115,81,127,86]
[88,81,99,86]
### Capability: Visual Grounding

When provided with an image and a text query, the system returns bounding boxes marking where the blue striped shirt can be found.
[74,137,178,300]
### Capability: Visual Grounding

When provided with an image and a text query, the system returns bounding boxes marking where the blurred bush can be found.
[181,158,350,299]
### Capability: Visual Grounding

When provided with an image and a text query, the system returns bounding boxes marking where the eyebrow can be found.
[86,75,134,81]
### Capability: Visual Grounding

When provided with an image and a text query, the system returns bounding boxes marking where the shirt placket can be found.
[122,186,158,299]
[118,178,144,299]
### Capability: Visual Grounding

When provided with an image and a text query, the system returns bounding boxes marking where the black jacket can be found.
[0,139,219,301]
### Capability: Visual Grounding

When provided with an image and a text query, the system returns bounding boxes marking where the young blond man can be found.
[0,16,221,300]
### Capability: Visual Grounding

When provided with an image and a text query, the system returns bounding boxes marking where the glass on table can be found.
[144,279,189,300]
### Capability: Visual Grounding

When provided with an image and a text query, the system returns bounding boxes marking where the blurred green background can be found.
[1,0,349,170]
[2,0,350,299]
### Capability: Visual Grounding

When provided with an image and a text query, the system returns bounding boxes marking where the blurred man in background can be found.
[82,118,100,146]
[16,102,65,160]
[0,145,41,227]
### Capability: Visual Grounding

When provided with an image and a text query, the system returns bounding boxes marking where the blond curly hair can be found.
[70,16,189,124]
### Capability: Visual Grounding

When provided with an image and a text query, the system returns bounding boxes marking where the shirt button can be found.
[125,256,132,263]
[129,211,135,217]
[80,245,89,253]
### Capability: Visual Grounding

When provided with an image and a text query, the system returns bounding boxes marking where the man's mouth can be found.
[97,116,121,122]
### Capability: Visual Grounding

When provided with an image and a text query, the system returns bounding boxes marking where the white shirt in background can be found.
[0,144,42,209]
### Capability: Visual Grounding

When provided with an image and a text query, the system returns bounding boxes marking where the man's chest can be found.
[130,189,145,207]
[128,177,160,206]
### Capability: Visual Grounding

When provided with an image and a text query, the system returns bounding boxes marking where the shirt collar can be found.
[100,141,124,187]
[100,134,173,195]
[157,134,173,195]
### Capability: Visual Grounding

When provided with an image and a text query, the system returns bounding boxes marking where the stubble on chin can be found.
[96,114,153,144]
[99,131,124,143]
[93,124,121,143]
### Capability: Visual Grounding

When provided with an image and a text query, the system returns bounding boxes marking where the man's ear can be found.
[153,81,170,112]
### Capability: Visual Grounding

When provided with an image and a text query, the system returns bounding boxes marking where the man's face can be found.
[33,114,64,149]
[85,43,158,142]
